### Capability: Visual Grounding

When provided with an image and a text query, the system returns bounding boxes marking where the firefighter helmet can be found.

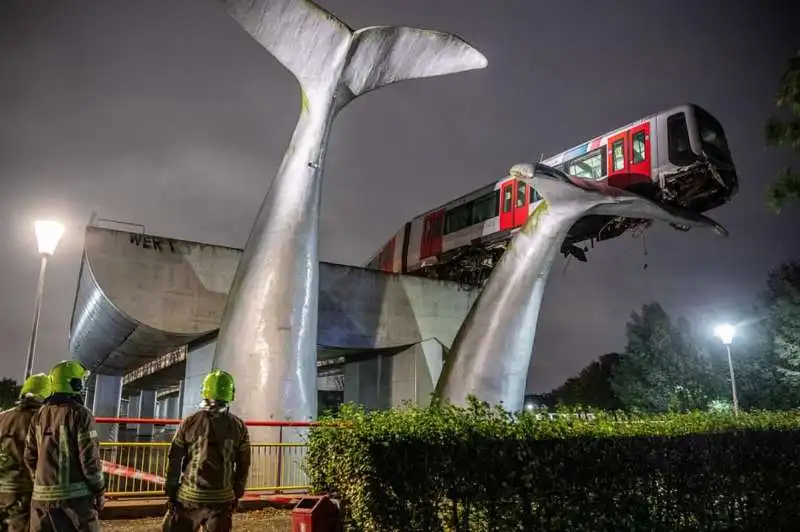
[201,370,236,403]
[49,360,89,395]
[19,373,53,401]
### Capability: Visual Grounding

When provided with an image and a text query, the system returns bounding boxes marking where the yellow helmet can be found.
[19,373,52,401]
[201,370,235,403]
[49,360,89,395]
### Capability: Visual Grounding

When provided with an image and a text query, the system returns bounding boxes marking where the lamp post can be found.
[714,323,738,416]
[24,220,65,380]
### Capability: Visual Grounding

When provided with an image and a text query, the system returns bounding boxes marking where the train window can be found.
[445,203,471,234]
[472,190,499,225]
[516,181,527,207]
[566,148,605,179]
[695,107,731,161]
[529,185,540,202]
[503,185,513,212]
[667,113,694,166]
[612,139,625,171]
[632,131,646,163]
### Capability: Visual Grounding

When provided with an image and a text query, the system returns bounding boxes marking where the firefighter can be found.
[0,373,52,532]
[24,360,105,532]
[163,370,251,532]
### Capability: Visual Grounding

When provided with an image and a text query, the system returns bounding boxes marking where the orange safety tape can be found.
[101,461,303,501]
[102,460,165,484]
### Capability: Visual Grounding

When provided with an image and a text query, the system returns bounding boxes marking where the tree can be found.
[611,303,677,411]
[0,378,20,410]
[766,49,800,212]
[611,303,724,412]
[765,262,800,377]
[551,353,623,410]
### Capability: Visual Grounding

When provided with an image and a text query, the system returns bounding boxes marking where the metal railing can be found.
[96,418,316,499]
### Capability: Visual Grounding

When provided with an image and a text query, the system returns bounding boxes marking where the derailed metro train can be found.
[364,103,738,287]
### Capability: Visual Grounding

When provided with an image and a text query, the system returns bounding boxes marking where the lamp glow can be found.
[714,324,735,346]
[34,220,65,256]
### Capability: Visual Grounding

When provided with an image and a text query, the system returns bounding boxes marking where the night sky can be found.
[1,0,798,392]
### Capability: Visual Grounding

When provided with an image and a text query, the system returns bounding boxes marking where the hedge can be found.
[305,398,800,531]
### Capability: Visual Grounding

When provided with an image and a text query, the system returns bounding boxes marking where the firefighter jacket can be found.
[23,394,105,502]
[165,407,251,505]
[0,398,42,494]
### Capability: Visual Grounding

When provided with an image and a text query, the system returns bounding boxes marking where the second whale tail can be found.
[510,163,729,237]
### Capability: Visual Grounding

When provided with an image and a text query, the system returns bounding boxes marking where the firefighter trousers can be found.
[0,493,31,532]
[29,496,101,532]
[162,501,234,532]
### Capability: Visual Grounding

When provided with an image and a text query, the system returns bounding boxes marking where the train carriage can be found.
[365,103,737,287]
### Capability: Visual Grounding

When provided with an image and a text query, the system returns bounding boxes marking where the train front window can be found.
[696,107,731,161]
[667,113,694,166]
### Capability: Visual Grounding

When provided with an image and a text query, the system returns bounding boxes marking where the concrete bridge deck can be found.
[70,224,480,432]
[71,225,480,376]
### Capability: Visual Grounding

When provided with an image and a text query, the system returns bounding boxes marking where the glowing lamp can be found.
[34,220,65,256]
[714,324,735,346]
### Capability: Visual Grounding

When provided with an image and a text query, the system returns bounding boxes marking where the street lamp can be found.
[24,220,65,380]
[713,323,739,416]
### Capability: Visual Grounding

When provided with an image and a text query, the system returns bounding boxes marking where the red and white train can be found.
[364,103,738,286]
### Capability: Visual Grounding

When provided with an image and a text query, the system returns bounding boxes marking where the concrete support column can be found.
[164,395,178,439]
[342,340,445,410]
[127,394,141,431]
[343,353,390,410]
[177,380,185,419]
[137,390,156,440]
[84,374,96,411]
[92,374,123,441]
[166,395,180,419]
[182,342,215,417]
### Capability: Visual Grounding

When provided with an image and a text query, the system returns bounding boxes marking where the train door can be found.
[607,130,628,188]
[499,180,515,231]
[628,122,651,185]
[421,210,443,259]
[380,238,395,272]
[513,179,529,227]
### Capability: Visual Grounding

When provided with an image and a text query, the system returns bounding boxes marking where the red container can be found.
[291,495,341,532]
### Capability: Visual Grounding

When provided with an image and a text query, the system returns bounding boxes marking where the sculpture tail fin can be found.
[219,1,487,100]
[219,0,353,93]
[511,163,729,236]
[341,26,487,99]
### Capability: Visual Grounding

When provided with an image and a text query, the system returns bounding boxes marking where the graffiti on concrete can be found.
[129,233,177,253]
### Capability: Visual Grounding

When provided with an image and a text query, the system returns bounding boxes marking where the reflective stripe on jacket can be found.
[0,400,41,494]
[166,408,251,505]
[24,395,105,502]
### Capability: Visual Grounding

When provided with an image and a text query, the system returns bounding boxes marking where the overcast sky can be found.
[1,0,798,392]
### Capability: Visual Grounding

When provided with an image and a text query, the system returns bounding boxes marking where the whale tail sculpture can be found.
[434,162,728,412]
[212,0,486,440]
[221,0,487,105]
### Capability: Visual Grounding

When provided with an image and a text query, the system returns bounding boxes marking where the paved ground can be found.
[102,508,292,531]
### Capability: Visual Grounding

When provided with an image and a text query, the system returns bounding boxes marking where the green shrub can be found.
[305,398,800,531]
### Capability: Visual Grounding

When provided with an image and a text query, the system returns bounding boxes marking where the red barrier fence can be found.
[95,417,320,427]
